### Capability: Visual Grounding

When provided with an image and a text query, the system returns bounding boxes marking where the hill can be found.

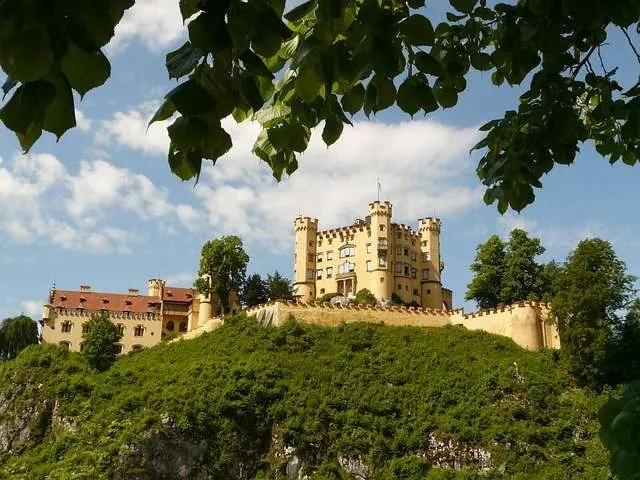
[0,315,608,479]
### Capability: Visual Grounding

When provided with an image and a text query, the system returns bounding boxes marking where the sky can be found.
[0,1,639,320]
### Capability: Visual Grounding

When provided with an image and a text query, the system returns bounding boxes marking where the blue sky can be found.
[1,1,639,320]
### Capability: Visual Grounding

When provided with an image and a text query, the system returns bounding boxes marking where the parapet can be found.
[368,200,393,217]
[294,216,319,232]
[419,217,441,233]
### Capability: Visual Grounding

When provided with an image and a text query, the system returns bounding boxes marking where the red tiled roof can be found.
[162,286,195,303]
[49,289,160,314]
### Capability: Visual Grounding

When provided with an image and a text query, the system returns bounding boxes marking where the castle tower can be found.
[419,217,443,309]
[197,274,213,326]
[293,216,318,302]
[368,201,392,301]
[147,278,165,298]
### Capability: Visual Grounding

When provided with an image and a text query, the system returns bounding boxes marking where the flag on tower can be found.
[377,177,382,201]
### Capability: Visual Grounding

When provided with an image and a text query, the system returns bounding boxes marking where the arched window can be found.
[61,321,72,333]
[179,322,187,332]
[134,325,144,337]
[166,320,175,331]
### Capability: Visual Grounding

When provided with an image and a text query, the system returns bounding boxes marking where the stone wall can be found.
[244,300,560,351]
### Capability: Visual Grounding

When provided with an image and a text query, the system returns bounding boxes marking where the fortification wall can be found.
[244,300,560,351]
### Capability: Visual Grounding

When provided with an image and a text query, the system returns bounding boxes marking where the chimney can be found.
[128,288,139,296]
[80,285,91,292]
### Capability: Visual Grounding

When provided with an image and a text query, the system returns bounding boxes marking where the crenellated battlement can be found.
[294,216,319,232]
[419,217,441,233]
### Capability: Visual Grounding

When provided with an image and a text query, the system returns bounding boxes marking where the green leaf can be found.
[372,76,396,112]
[168,145,202,181]
[43,75,76,140]
[0,80,56,151]
[168,115,208,147]
[0,29,54,83]
[470,52,493,71]
[407,0,425,7]
[65,0,116,51]
[399,15,435,46]
[179,0,201,21]
[241,50,275,79]
[433,79,458,108]
[60,42,111,97]
[202,121,232,160]
[295,66,323,103]
[414,52,447,77]
[241,75,266,111]
[252,29,283,58]
[165,80,216,116]
[322,116,343,146]
[449,0,477,14]
[396,77,421,116]
[188,12,232,52]
[341,84,365,115]
[166,42,204,80]
[149,100,177,125]
[284,0,318,22]
[279,35,300,59]
[268,124,293,150]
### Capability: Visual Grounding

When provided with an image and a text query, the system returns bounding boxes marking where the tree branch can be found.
[571,45,597,81]
[621,27,640,64]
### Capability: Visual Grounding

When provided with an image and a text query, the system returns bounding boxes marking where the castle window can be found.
[307,270,315,280]
[405,285,409,291]
[326,267,333,278]
[179,322,187,332]
[411,251,417,261]
[379,255,387,267]
[134,325,144,337]
[366,260,373,272]
[308,253,314,262]
[308,241,313,247]
[317,239,322,247]
[396,262,403,274]
[117,324,124,335]
[327,250,333,260]
[404,248,409,256]
[366,243,372,254]
[316,269,323,280]
[380,277,385,282]
[422,240,428,247]
[398,284,402,291]
[115,344,123,354]
[61,321,72,333]
[422,252,430,262]
[82,323,90,334]
[166,321,175,331]
[422,269,430,280]
[404,265,410,275]
[317,253,323,262]
[339,246,355,258]
[413,289,419,296]
[396,246,402,256]
[411,268,417,279]
[427,289,431,294]
[79,342,85,352]
[320,288,325,294]
[379,225,385,231]
[338,262,355,274]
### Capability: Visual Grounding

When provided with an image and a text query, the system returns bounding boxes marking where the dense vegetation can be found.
[0,315,38,361]
[0,315,610,479]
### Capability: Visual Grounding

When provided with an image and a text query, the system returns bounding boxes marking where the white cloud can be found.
[75,109,92,132]
[20,300,41,318]
[97,104,483,252]
[107,0,184,53]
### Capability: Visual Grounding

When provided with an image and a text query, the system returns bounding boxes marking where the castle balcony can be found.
[336,271,357,280]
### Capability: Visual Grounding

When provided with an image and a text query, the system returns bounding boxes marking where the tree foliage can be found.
[242,273,269,308]
[465,229,551,308]
[552,238,637,390]
[265,270,295,300]
[195,235,249,315]
[81,311,123,372]
[0,315,38,361]
[1,1,639,212]
[355,288,377,305]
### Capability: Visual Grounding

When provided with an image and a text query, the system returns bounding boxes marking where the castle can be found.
[293,201,452,309]
[39,200,561,352]
[40,279,239,354]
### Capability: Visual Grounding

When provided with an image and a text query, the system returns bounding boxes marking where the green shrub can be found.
[355,288,377,306]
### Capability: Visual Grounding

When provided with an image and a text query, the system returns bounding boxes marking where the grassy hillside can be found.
[0,316,609,479]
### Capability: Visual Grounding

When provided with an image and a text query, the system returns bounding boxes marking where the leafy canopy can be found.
[0,315,39,361]
[195,235,249,314]
[81,311,123,372]
[1,0,639,212]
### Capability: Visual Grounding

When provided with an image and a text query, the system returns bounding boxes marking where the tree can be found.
[604,299,640,386]
[265,271,295,300]
[500,229,546,304]
[242,273,269,308]
[0,315,39,360]
[1,1,638,213]
[195,235,249,315]
[82,311,123,372]
[465,234,506,308]
[552,238,637,389]
[355,288,377,306]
